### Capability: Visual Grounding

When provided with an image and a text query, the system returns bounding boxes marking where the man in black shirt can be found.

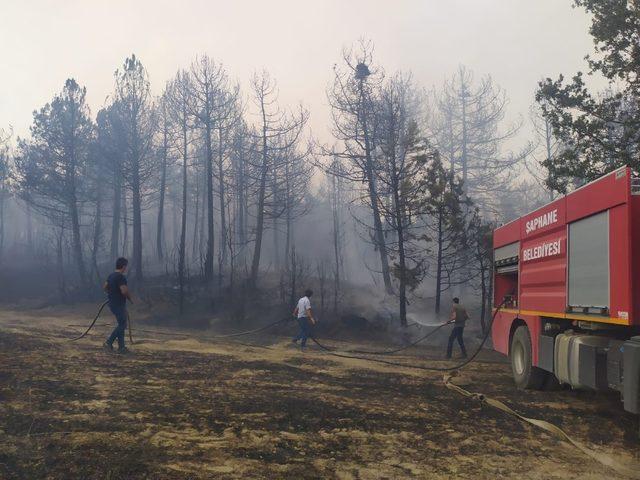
[103,257,132,353]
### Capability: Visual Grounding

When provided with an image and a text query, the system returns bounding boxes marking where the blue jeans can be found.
[447,326,466,357]
[293,317,312,347]
[107,304,127,349]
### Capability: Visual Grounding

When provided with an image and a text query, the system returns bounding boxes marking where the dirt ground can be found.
[0,306,639,479]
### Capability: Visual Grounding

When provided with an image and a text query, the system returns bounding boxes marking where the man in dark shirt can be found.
[446,297,469,359]
[103,257,132,353]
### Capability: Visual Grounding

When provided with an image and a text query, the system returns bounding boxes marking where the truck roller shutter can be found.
[568,211,610,310]
[495,241,519,274]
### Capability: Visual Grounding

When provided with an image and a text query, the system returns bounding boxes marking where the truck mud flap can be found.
[623,336,640,414]
[606,340,624,391]
[538,334,555,373]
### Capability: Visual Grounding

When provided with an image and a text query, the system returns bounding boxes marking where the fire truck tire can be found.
[510,326,547,390]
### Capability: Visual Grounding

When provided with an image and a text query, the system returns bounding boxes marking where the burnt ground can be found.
[0,307,639,479]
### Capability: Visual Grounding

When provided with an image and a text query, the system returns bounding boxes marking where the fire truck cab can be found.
[492,166,640,414]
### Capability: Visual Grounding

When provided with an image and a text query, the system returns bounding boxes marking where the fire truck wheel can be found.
[510,325,547,390]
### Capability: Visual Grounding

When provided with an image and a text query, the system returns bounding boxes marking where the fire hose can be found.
[70,300,290,344]
[329,321,451,356]
[133,317,290,341]
[69,300,109,342]
[443,372,640,479]
[69,300,135,344]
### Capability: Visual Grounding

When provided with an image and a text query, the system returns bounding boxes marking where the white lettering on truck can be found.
[522,239,562,262]
[525,209,558,235]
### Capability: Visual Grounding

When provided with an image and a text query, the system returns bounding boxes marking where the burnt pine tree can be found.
[525,102,563,202]
[166,70,194,313]
[228,121,255,268]
[374,73,438,326]
[155,93,174,262]
[424,157,472,314]
[326,155,347,314]
[271,130,313,273]
[248,70,308,288]
[95,103,127,259]
[327,40,394,294]
[467,209,494,332]
[189,55,234,282]
[113,55,157,283]
[90,114,111,282]
[536,0,640,191]
[213,84,241,281]
[14,79,95,286]
[0,129,11,265]
[428,66,524,212]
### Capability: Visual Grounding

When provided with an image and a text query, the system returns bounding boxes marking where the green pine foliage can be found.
[536,0,640,192]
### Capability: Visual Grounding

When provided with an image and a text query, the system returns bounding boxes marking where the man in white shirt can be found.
[292,289,316,350]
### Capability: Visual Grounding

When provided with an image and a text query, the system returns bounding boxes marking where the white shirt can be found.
[297,296,311,318]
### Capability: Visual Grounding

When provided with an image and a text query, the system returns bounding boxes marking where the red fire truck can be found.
[492,166,640,414]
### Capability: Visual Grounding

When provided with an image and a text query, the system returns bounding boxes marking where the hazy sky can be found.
[1,0,596,146]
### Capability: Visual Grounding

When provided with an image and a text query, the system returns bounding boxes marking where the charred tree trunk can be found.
[192,175,200,259]
[435,206,444,315]
[122,189,128,257]
[26,203,33,252]
[156,127,168,261]
[236,150,246,264]
[67,129,88,286]
[283,157,292,267]
[131,155,143,283]
[483,256,495,334]
[69,196,87,285]
[110,166,122,258]
[460,78,469,190]
[479,262,487,334]
[0,187,5,264]
[366,169,392,293]
[171,193,178,248]
[57,227,67,302]
[358,79,393,294]
[318,261,327,320]
[178,119,188,314]
[217,126,227,284]
[272,165,280,269]
[199,175,206,271]
[91,189,103,283]
[392,191,407,327]
[204,121,215,282]
[289,245,297,307]
[285,213,292,274]
[330,173,342,313]
[250,118,269,288]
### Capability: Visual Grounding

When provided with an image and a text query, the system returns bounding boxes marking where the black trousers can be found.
[447,326,467,357]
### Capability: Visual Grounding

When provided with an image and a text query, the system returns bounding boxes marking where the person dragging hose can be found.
[292,289,316,351]
[446,297,468,359]
[103,257,133,354]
